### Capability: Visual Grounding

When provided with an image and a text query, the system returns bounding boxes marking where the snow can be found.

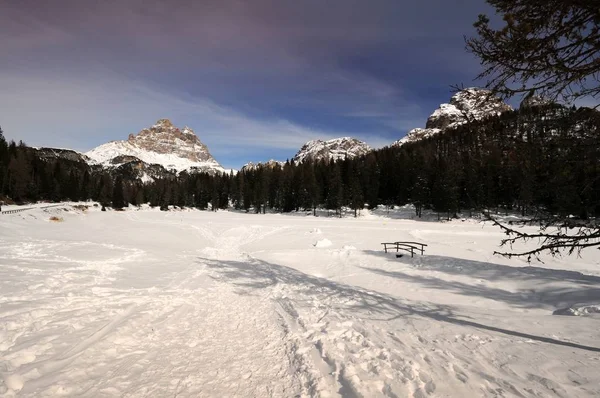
[395,88,513,146]
[242,160,285,171]
[1,204,600,397]
[181,127,195,135]
[393,128,442,147]
[85,119,226,175]
[86,141,225,174]
[294,137,372,163]
[554,305,600,317]
[314,238,332,248]
[139,172,154,184]
[429,103,463,123]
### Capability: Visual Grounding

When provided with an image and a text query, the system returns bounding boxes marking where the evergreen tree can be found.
[98,174,113,208]
[0,127,8,198]
[305,164,320,216]
[349,169,364,217]
[467,0,600,102]
[7,151,32,202]
[112,175,126,209]
[325,162,344,217]
[467,0,600,258]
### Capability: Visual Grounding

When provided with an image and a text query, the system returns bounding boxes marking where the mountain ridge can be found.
[293,137,372,163]
[86,119,225,175]
[394,88,513,147]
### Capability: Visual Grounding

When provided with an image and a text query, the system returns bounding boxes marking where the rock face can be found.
[242,160,285,171]
[293,137,371,163]
[394,88,512,147]
[393,128,442,147]
[426,88,512,130]
[86,119,224,174]
[520,94,552,109]
[34,147,92,164]
[110,159,172,184]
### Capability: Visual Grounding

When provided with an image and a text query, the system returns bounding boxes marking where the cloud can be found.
[0,69,392,165]
[0,0,493,167]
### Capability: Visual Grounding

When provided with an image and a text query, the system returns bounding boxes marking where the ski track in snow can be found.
[1,205,599,397]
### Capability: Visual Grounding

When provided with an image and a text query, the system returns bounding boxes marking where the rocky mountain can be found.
[34,147,92,164]
[293,137,371,163]
[520,94,553,109]
[86,119,225,175]
[392,128,442,147]
[241,159,285,172]
[394,88,513,147]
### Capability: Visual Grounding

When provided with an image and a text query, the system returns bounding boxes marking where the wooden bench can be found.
[381,241,427,258]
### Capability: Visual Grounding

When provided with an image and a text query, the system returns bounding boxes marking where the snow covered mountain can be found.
[293,137,371,163]
[86,119,225,174]
[242,137,372,170]
[393,88,513,146]
[392,128,442,147]
[241,159,285,171]
[34,147,93,164]
[520,94,553,109]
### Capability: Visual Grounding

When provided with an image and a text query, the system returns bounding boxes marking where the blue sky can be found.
[0,0,494,169]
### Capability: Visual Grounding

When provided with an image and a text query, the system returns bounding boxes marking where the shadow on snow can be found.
[198,255,600,353]
[361,251,600,312]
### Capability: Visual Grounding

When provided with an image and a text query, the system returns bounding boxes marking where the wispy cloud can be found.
[0,69,392,167]
[0,0,491,167]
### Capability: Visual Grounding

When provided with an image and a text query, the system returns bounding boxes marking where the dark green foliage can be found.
[325,162,344,216]
[112,175,126,209]
[467,0,600,103]
[468,0,600,258]
[1,105,598,228]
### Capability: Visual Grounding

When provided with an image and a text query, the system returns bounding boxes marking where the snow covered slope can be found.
[33,147,93,164]
[394,88,512,147]
[426,87,513,130]
[392,127,442,147]
[520,94,553,109]
[294,137,371,163]
[241,159,285,171]
[1,205,599,397]
[86,119,225,174]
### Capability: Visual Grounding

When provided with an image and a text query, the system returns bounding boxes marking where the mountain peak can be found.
[426,88,512,130]
[294,137,371,163]
[394,88,512,147]
[154,118,174,128]
[520,94,553,108]
[242,159,285,171]
[86,119,224,174]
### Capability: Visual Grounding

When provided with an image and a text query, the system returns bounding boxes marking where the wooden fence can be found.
[1,204,63,215]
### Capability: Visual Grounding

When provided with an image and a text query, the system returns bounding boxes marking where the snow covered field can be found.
[1,204,599,397]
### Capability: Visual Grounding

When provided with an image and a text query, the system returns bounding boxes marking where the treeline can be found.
[1,104,599,219]
[206,104,600,220]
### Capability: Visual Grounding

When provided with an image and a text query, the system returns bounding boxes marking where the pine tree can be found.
[467,0,600,103]
[349,172,364,217]
[467,0,600,258]
[326,162,344,217]
[305,164,320,216]
[99,174,113,208]
[112,175,126,209]
[7,151,32,202]
[0,127,8,198]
